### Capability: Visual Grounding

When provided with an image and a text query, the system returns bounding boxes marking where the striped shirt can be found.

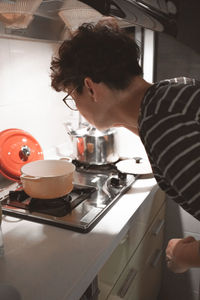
[138,77,200,220]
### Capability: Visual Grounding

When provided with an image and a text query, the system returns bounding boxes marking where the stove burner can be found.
[9,190,72,217]
[29,196,72,217]
[9,190,28,202]
[1,165,137,233]
[72,159,127,180]
[72,159,118,170]
[7,185,97,218]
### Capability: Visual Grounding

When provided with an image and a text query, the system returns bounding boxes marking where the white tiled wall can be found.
[0,36,149,162]
[116,127,148,160]
[0,37,77,156]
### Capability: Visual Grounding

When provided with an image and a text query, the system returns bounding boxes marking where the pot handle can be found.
[20,174,41,181]
[59,157,73,162]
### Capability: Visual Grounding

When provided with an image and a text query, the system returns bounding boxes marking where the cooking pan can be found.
[20,159,75,199]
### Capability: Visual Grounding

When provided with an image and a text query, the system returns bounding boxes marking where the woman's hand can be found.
[166,236,200,273]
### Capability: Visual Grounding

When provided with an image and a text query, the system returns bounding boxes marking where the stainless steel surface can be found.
[81,0,177,36]
[0,162,137,233]
[67,126,119,165]
[0,0,67,41]
[0,0,177,41]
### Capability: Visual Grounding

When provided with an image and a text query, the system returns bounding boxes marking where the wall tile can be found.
[116,127,149,159]
[0,37,74,152]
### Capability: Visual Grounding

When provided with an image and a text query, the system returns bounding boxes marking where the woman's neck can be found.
[113,76,152,134]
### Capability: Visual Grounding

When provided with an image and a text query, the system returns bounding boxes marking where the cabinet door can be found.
[133,186,166,227]
[98,188,165,300]
[130,248,163,300]
[107,204,165,300]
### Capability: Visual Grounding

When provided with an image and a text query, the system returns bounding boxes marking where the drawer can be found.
[124,248,163,300]
[98,221,158,299]
[131,250,163,300]
[124,205,165,279]
[127,197,165,259]
[106,205,165,300]
[98,191,165,300]
[133,186,166,227]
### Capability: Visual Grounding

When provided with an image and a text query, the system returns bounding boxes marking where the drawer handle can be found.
[117,268,138,298]
[119,233,129,245]
[151,219,164,236]
[151,249,163,268]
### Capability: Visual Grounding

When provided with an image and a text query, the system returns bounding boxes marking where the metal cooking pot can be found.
[65,124,119,165]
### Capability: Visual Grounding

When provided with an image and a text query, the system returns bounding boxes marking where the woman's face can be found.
[73,85,114,130]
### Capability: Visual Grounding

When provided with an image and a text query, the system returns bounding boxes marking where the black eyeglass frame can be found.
[62,87,79,111]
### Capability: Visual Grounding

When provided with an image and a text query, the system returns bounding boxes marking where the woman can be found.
[50,21,200,273]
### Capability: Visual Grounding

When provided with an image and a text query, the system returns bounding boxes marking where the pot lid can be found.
[67,124,115,137]
[116,158,152,174]
[0,128,44,181]
[86,127,115,137]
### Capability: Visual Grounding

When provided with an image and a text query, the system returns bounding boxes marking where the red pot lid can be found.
[0,128,44,181]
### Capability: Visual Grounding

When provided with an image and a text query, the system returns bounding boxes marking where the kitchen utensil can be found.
[20,160,75,199]
[116,157,152,174]
[65,124,119,165]
[0,128,44,181]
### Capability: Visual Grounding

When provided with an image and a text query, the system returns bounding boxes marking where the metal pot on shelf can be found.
[65,124,119,165]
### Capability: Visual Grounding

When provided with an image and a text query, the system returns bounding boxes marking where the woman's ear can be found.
[84,77,96,100]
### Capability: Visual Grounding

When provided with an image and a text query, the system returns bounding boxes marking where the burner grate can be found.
[29,196,72,217]
[1,169,137,233]
[72,159,127,180]
[4,185,97,218]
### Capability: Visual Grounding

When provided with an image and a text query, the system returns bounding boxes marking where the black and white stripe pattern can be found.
[138,77,200,220]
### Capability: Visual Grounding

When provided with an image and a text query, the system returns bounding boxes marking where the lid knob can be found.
[133,157,142,164]
[19,145,31,161]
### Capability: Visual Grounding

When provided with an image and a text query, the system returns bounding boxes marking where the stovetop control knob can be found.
[110,177,120,188]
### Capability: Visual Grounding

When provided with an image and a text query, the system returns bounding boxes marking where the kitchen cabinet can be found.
[98,188,166,300]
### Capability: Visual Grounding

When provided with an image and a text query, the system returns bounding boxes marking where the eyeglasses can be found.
[62,87,78,111]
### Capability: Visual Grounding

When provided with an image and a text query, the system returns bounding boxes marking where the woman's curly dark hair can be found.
[50,23,143,93]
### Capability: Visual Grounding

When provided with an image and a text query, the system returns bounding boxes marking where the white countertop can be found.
[0,176,157,300]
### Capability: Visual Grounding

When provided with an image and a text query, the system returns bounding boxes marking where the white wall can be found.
[143,29,154,83]
[116,28,154,161]
[0,35,151,162]
[0,37,76,156]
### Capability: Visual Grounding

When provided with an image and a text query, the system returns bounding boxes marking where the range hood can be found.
[80,0,200,54]
[0,0,67,41]
[80,0,178,36]
[0,0,178,41]
[0,0,42,29]
[1,0,199,55]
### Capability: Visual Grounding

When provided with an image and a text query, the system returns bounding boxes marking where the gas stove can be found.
[0,160,137,233]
